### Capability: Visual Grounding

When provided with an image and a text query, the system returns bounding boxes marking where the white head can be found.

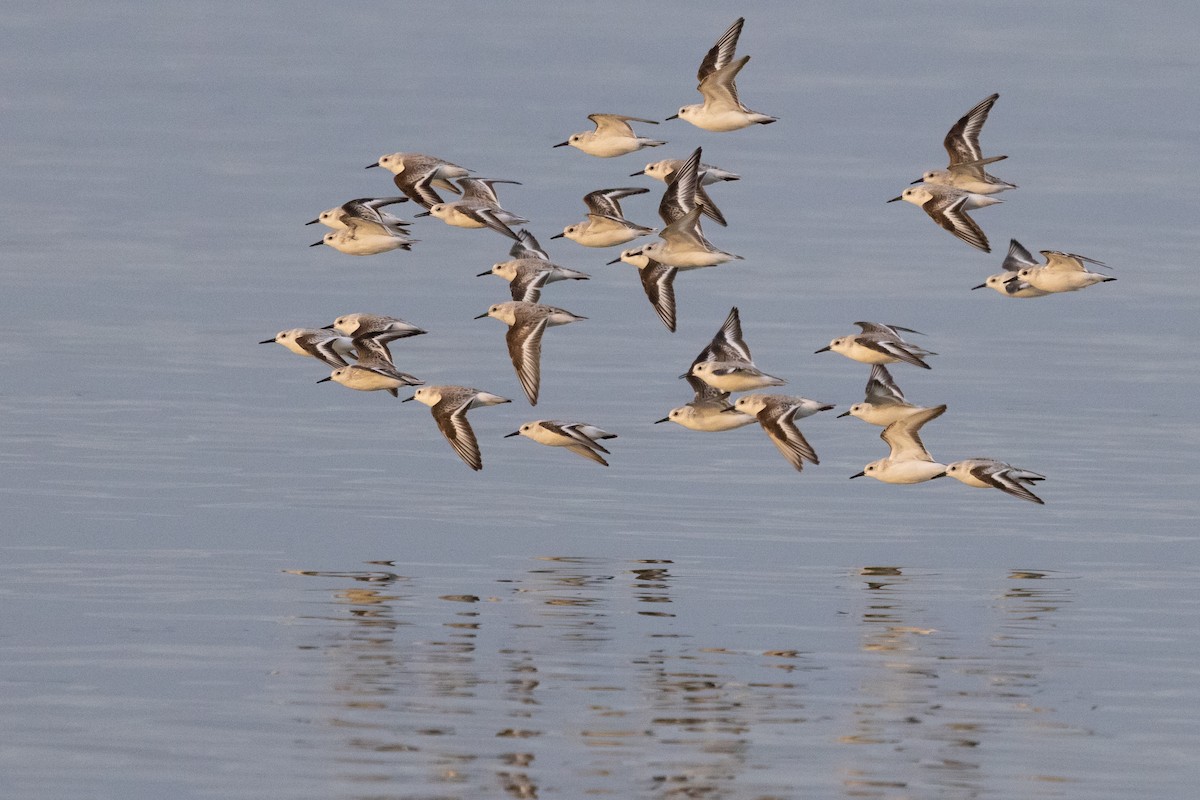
[921,169,949,183]
[559,223,583,242]
[428,202,450,221]
[489,261,516,280]
[330,314,361,335]
[482,303,518,325]
[642,160,675,181]
[375,153,407,175]
[898,186,932,206]
[733,395,768,415]
[316,208,345,229]
[409,386,441,407]
[1016,267,1036,280]
[675,105,700,121]
[618,245,653,268]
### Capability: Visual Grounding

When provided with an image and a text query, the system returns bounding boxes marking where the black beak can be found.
[553,141,569,148]
[414,211,431,217]
[886,196,903,203]
[364,162,380,169]
[401,396,415,402]
[474,312,489,320]
[304,218,320,225]
[309,240,325,247]
[629,169,646,177]
[849,471,865,479]
[970,283,987,290]
[504,431,520,437]
[931,471,947,479]
[476,270,492,277]
[910,178,923,185]
[317,377,332,383]
[321,324,335,329]
[814,345,831,354]
[606,256,623,265]
[837,410,851,418]
[258,338,275,344]
[665,114,679,120]
[720,407,742,413]
[654,416,670,424]
[550,232,565,239]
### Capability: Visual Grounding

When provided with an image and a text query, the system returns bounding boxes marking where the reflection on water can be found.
[279,557,1115,798]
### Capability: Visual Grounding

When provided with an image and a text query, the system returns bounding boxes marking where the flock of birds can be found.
[263,18,1117,504]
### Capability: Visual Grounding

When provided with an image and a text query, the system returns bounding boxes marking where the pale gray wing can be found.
[509,229,549,261]
[864,364,906,405]
[694,182,727,227]
[944,93,999,166]
[297,333,350,368]
[434,399,483,471]
[1002,238,1037,270]
[584,187,648,218]
[758,403,818,471]
[697,17,744,81]
[506,316,548,405]
[658,148,702,225]
[510,268,550,304]
[881,404,945,461]
[639,260,678,332]
[927,194,990,253]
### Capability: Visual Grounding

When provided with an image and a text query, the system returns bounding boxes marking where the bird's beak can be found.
[316,377,332,383]
[476,270,492,277]
[606,256,623,265]
[1003,274,1020,283]
[258,338,275,344]
[309,240,325,247]
[550,232,565,239]
[836,410,851,418]
[629,169,646,177]
[910,178,923,185]
[720,407,742,413]
[931,471,947,479]
[473,312,489,320]
[504,431,520,438]
[970,282,987,290]
[364,162,380,169]
[553,141,569,148]
[814,345,831,354]
[819,404,836,412]
[654,416,670,424]
[414,211,431,217]
[304,218,320,225]
[849,471,865,479]
[321,323,335,329]
[665,114,679,120]
[401,396,415,402]
[886,196,903,203]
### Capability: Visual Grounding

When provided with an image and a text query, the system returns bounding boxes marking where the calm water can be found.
[2,2,1198,797]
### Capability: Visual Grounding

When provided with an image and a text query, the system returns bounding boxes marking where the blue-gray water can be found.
[2,2,1197,798]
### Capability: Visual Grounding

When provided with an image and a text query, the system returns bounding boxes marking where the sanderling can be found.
[318,348,423,397]
[508,228,550,261]
[326,313,426,344]
[552,187,655,247]
[971,238,1050,297]
[311,217,417,255]
[656,375,756,431]
[261,328,356,368]
[621,148,741,268]
[476,301,586,406]
[816,322,936,370]
[915,93,1016,195]
[632,157,738,226]
[850,404,948,484]
[940,458,1046,504]
[404,386,511,471]
[367,152,471,208]
[1011,250,1115,294]
[479,257,590,305]
[733,393,835,471]
[622,255,678,332]
[838,364,938,426]
[668,17,777,132]
[307,197,411,232]
[416,178,527,240]
[888,184,1000,253]
[686,306,786,392]
[505,420,618,467]
[554,114,666,158]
